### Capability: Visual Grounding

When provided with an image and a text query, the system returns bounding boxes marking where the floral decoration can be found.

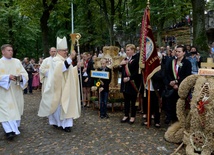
[96,81,101,87]
[197,98,208,114]
[179,62,183,68]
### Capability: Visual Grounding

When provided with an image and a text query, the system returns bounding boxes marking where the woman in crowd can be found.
[164,45,192,124]
[32,64,40,90]
[81,52,91,107]
[119,44,141,124]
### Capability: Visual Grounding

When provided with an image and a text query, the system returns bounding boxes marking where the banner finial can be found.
[147,0,150,8]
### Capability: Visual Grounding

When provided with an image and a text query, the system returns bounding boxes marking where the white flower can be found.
[179,63,183,67]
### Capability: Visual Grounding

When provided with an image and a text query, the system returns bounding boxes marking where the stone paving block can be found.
[0,90,185,154]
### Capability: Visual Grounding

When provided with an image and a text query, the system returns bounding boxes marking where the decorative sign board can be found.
[91,70,110,79]
[198,68,214,76]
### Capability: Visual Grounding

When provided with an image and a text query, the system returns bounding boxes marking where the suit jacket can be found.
[120,53,142,95]
[98,67,112,92]
[166,57,192,87]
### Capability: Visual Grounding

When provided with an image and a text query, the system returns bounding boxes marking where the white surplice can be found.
[39,56,54,93]
[0,57,28,134]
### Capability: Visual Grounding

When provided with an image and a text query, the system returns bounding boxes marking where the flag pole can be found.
[140,0,160,128]
[71,1,74,33]
[147,0,150,15]
[147,79,151,128]
[146,0,151,129]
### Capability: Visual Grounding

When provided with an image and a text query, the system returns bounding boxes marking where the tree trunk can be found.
[109,0,115,45]
[40,11,49,57]
[100,0,115,46]
[191,0,209,56]
[86,0,94,51]
[40,0,58,57]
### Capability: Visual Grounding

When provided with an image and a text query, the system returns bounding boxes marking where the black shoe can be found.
[129,117,135,124]
[155,123,161,128]
[164,119,171,124]
[120,117,129,123]
[142,121,148,126]
[64,127,71,132]
[105,114,109,119]
[53,125,59,128]
[6,132,16,140]
[100,115,105,119]
[129,121,135,125]
[53,125,63,130]
[143,114,147,119]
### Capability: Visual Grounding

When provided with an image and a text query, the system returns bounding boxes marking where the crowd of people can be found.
[0,37,212,141]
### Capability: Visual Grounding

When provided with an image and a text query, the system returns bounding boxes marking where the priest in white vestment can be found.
[39,47,56,93]
[0,44,28,140]
[38,37,81,132]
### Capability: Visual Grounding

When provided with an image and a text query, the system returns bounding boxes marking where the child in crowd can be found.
[98,58,112,119]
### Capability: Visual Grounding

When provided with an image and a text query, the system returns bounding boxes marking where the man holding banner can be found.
[139,5,161,127]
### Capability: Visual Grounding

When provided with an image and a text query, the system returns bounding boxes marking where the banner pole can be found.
[147,79,151,128]
[71,1,74,33]
[76,34,85,123]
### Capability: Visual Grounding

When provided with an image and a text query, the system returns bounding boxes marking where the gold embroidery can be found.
[0,68,5,74]
[16,68,20,73]
[8,103,14,109]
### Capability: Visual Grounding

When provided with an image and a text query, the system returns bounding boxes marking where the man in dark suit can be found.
[120,44,142,124]
[164,45,192,124]
[22,57,35,94]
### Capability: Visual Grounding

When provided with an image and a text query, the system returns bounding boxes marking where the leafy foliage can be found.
[206,0,214,10]
[0,0,210,58]
[0,0,40,59]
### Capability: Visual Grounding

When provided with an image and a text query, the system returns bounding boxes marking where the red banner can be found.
[139,7,160,85]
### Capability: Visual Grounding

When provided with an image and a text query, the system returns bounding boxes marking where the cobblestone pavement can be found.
[0,90,185,155]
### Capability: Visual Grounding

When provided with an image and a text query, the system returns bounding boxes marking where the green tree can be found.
[0,0,210,58]
[207,0,214,10]
[0,0,40,59]
[191,0,209,55]
[93,0,123,46]
[18,0,61,57]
